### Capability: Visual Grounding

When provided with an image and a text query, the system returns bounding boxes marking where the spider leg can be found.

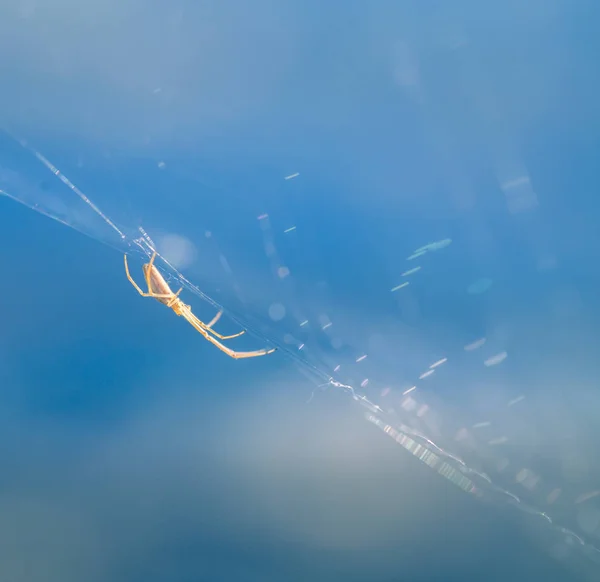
[180,309,275,359]
[124,254,150,296]
[182,306,245,340]
[204,310,244,336]
[206,310,223,329]
[147,251,158,275]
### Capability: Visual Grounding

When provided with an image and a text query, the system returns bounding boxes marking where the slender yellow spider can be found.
[124,252,276,360]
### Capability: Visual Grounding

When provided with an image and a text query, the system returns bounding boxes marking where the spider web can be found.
[2,132,600,580]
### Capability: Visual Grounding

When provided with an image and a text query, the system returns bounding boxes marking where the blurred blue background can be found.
[1,1,600,580]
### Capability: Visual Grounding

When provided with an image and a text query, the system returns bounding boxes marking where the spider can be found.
[124,252,276,359]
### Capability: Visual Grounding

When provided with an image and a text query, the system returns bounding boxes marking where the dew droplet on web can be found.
[318,314,331,327]
[402,266,421,276]
[488,436,508,445]
[484,352,507,367]
[473,421,491,429]
[464,337,486,351]
[508,395,525,406]
[430,238,452,251]
[429,358,447,369]
[391,282,409,292]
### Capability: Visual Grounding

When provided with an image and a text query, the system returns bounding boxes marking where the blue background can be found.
[1,1,600,580]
